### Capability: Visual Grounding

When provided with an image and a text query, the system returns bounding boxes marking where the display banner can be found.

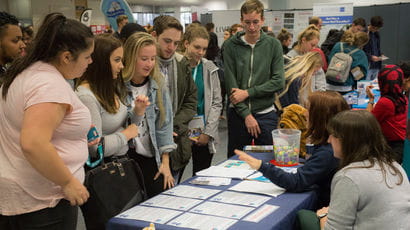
[100,0,134,32]
[80,9,92,27]
[212,10,240,47]
[313,3,353,45]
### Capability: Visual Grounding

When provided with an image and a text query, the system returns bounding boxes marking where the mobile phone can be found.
[87,126,99,142]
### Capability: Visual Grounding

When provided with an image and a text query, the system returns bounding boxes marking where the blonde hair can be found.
[295,25,320,51]
[180,23,209,53]
[341,31,369,47]
[122,32,166,125]
[279,52,323,105]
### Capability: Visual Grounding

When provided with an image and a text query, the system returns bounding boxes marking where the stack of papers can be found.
[219,160,254,170]
[209,191,270,207]
[168,213,237,230]
[116,206,182,224]
[189,177,232,186]
[228,180,285,197]
[196,166,255,179]
[190,201,254,219]
[141,195,202,211]
[163,185,221,199]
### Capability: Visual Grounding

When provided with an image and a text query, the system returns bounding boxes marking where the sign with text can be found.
[313,3,353,45]
[100,0,134,32]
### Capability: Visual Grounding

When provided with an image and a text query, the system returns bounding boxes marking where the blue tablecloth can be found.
[107,153,317,230]
[343,89,380,109]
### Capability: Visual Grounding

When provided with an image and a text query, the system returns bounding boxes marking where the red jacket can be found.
[372,97,407,141]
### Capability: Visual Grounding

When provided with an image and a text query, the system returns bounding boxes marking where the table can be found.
[342,89,380,109]
[107,152,317,230]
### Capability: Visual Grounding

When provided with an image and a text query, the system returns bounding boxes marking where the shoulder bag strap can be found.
[86,137,105,168]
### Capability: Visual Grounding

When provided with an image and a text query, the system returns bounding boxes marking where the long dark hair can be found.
[1,12,94,99]
[306,91,350,145]
[327,110,404,186]
[76,34,126,114]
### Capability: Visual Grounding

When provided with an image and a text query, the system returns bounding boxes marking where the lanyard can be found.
[192,65,199,82]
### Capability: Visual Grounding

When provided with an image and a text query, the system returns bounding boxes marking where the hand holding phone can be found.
[87,126,99,143]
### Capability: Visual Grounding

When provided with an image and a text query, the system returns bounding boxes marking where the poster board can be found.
[313,3,353,45]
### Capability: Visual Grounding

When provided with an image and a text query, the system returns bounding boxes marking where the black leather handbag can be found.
[81,138,147,230]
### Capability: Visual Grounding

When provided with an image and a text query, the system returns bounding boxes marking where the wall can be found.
[88,0,107,25]
[0,1,9,11]
[31,0,75,28]
[29,0,107,29]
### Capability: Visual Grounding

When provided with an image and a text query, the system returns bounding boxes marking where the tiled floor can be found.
[77,116,229,230]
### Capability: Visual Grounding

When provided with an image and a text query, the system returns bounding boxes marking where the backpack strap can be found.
[340,42,359,55]
[348,48,359,55]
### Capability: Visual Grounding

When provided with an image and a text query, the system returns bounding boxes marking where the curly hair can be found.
[0,11,19,38]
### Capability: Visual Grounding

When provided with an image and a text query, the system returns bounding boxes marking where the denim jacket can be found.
[126,78,177,167]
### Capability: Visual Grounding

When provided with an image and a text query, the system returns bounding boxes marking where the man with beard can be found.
[151,15,197,183]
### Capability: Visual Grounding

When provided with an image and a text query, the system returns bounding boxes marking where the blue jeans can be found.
[366,68,379,80]
[227,108,278,158]
[0,199,77,230]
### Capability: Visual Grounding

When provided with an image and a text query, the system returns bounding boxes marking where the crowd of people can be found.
[0,0,409,229]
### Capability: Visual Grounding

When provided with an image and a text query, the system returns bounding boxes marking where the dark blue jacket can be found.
[363,31,382,70]
[279,77,301,108]
[259,144,339,208]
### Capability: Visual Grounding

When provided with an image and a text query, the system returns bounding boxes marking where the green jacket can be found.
[223,31,285,118]
[170,53,198,171]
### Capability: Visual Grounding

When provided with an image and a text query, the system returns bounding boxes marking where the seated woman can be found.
[182,24,222,176]
[326,31,369,93]
[366,65,407,163]
[236,91,349,208]
[279,51,323,107]
[321,110,410,229]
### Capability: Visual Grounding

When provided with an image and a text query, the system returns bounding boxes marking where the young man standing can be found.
[0,12,25,78]
[309,16,323,30]
[151,15,197,181]
[113,15,128,38]
[363,16,384,80]
[223,0,285,158]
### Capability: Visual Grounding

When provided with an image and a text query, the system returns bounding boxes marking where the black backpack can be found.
[321,29,345,59]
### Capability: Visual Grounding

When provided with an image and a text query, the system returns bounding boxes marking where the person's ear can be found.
[151,31,157,38]
[184,40,189,49]
[59,51,72,65]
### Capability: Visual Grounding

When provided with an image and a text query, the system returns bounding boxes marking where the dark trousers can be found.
[127,149,165,198]
[192,144,214,176]
[0,199,77,230]
[227,108,278,158]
